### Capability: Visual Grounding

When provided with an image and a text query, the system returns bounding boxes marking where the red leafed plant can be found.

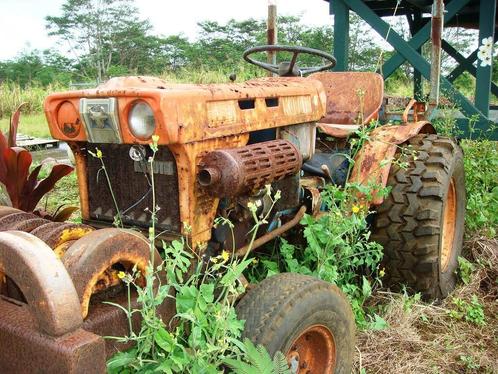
[0,103,74,212]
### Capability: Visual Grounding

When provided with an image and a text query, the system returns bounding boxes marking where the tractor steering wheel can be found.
[243,45,336,77]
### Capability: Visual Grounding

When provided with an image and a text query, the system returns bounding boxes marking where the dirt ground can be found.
[354,236,498,374]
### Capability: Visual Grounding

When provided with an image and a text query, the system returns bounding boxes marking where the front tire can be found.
[236,273,355,374]
[372,134,465,299]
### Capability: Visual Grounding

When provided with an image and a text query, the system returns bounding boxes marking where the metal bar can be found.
[380,0,472,78]
[411,11,424,100]
[447,49,478,81]
[330,0,350,71]
[343,0,492,135]
[267,1,277,77]
[474,0,497,117]
[236,205,306,257]
[429,0,444,108]
[443,41,498,98]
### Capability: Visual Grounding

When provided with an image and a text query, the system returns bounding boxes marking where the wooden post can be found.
[267,0,277,77]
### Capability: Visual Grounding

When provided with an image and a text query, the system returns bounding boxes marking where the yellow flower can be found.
[221,250,230,262]
[252,258,259,265]
[379,268,385,277]
[211,257,219,264]
[117,271,126,279]
[152,134,160,143]
[96,148,103,159]
[352,205,360,214]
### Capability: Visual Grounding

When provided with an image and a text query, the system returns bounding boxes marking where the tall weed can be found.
[0,82,64,119]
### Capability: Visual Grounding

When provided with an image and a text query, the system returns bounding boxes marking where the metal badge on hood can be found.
[80,98,122,143]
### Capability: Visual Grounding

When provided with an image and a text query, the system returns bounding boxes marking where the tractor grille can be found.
[86,144,181,233]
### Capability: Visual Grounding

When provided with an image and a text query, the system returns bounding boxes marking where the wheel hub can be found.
[286,324,336,373]
[441,178,457,271]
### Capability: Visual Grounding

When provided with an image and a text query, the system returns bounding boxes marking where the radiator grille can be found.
[86,144,181,233]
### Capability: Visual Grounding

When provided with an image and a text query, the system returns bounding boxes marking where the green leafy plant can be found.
[449,295,486,326]
[457,256,475,285]
[246,125,391,329]
[460,139,498,237]
[459,354,481,371]
[224,339,291,374]
[0,103,73,212]
[106,136,286,373]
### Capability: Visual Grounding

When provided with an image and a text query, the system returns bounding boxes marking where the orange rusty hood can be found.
[44,75,327,145]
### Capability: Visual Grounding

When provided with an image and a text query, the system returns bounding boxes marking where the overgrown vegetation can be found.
[1,1,496,372]
[102,139,290,373]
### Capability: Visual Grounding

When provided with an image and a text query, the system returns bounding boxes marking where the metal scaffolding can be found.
[326,0,497,139]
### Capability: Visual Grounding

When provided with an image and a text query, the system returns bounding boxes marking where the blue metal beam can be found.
[330,0,350,71]
[442,41,498,98]
[474,0,497,117]
[380,0,472,78]
[341,0,494,138]
[447,49,478,82]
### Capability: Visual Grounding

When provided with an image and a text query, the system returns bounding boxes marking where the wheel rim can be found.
[286,324,336,373]
[441,178,457,272]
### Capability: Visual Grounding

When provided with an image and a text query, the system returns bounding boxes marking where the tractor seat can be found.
[309,72,384,138]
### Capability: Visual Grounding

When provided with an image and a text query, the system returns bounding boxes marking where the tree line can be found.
[0,0,492,90]
[0,0,391,86]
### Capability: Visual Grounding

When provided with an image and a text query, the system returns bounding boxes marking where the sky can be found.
[0,0,333,61]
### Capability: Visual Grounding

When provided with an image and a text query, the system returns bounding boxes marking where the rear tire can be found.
[236,273,355,374]
[372,134,465,299]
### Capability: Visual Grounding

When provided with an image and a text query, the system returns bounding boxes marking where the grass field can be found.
[0,112,51,138]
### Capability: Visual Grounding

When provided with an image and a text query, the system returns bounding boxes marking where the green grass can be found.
[0,112,51,138]
[0,82,64,119]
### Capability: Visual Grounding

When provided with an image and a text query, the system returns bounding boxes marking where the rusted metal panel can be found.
[0,299,105,374]
[85,143,181,232]
[309,72,384,126]
[73,145,91,220]
[198,139,302,197]
[62,228,163,319]
[44,76,326,145]
[0,206,22,218]
[349,121,435,205]
[0,211,36,228]
[169,134,249,245]
[0,231,82,336]
[31,221,94,250]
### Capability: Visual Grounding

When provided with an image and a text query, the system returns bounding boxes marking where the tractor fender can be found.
[349,121,435,205]
[0,231,83,336]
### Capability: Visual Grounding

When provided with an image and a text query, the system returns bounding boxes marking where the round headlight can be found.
[128,101,156,139]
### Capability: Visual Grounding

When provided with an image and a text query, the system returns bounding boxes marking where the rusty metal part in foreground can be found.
[236,205,306,257]
[0,231,82,336]
[198,139,302,197]
[62,228,161,318]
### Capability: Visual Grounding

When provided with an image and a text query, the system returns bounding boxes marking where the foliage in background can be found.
[0,104,73,212]
[433,112,498,237]
[460,139,498,237]
[4,0,479,89]
[0,82,64,119]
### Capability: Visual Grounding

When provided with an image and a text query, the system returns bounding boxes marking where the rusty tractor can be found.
[0,45,465,373]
